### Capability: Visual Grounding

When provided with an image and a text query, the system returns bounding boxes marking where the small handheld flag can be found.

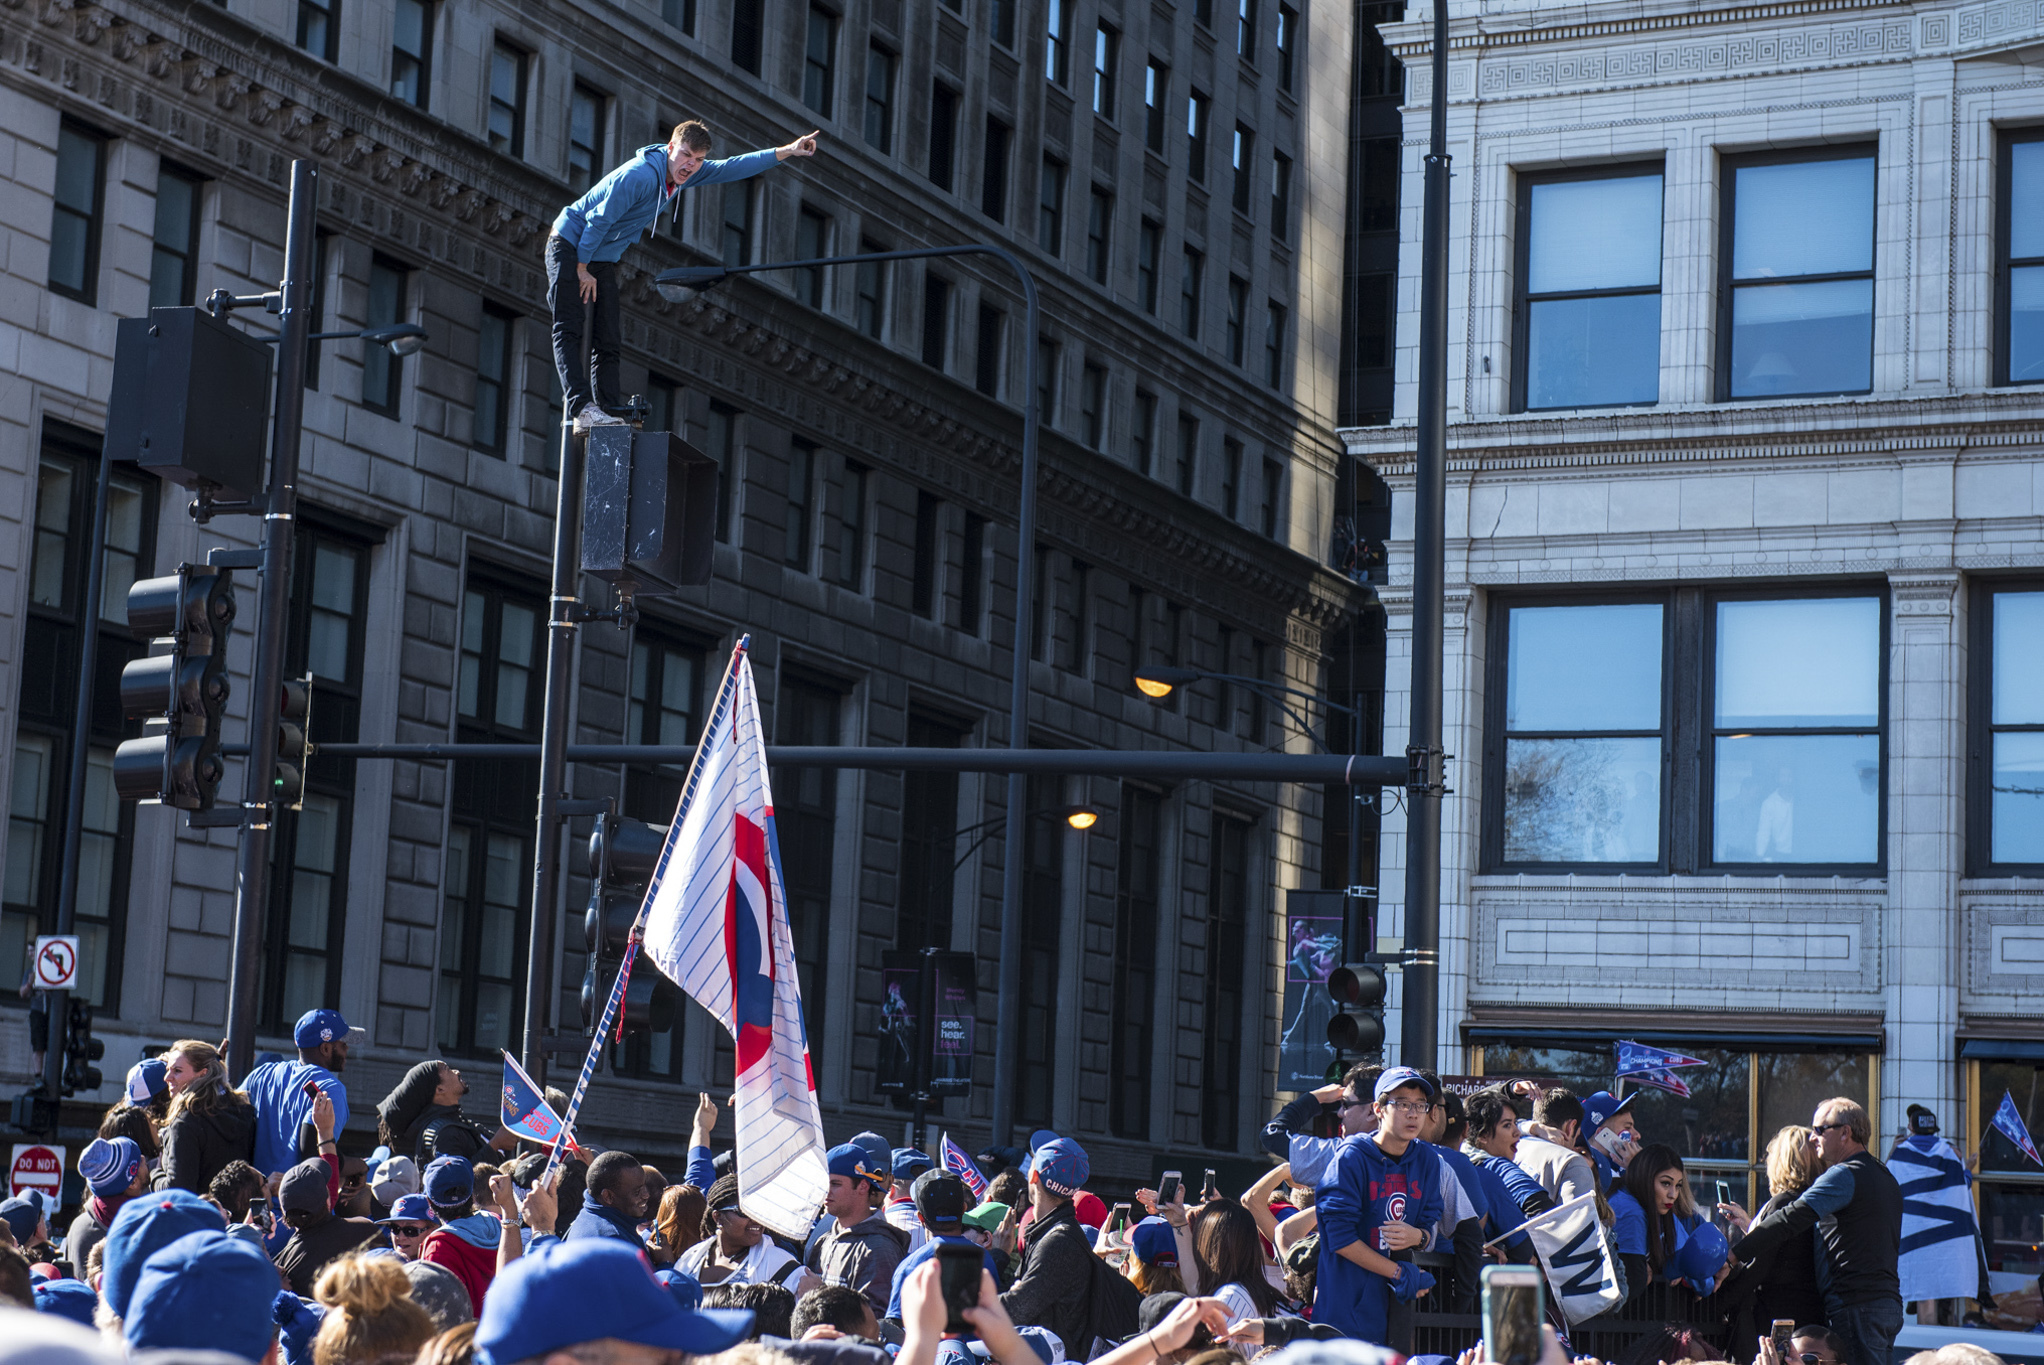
[941,1132,988,1200]
[1992,1091,2042,1167]
[1627,1068,1693,1099]
[501,1051,570,1146]
[1615,1040,1708,1078]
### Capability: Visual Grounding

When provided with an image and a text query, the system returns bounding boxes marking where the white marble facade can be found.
[1343,0,2044,1145]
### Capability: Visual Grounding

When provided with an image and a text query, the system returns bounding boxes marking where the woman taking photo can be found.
[1718,1126,1826,1345]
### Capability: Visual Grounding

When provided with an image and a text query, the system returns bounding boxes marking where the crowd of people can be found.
[0,1010,2000,1365]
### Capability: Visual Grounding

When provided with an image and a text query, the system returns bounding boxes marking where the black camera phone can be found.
[936,1240,982,1335]
[1158,1170,1182,1205]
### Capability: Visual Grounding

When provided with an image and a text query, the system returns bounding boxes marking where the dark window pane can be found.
[732,0,762,72]
[804,7,836,114]
[1503,737,1661,863]
[865,46,895,153]
[149,169,200,311]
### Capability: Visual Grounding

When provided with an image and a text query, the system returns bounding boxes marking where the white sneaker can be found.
[572,402,625,432]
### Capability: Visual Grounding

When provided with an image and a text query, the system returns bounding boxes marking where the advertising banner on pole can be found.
[1278,893,1345,1089]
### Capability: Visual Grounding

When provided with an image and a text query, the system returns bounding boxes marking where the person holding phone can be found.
[1316,1067,1443,1349]
[242,1008,356,1176]
[1716,1127,1826,1352]
[1581,1091,1644,1194]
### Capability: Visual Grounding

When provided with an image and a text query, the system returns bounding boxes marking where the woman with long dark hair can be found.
[1189,1198,1281,1343]
[1610,1143,1711,1299]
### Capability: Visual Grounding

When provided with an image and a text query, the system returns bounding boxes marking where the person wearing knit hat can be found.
[99,1188,226,1325]
[123,1229,281,1363]
[65,1137,146,1281]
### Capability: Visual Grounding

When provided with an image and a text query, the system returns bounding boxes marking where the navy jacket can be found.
[565,1198,644,1245]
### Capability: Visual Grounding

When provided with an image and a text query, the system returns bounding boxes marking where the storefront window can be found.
[1971,1055,2044,1289]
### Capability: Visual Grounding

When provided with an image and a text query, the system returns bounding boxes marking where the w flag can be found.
[1628,1068,1693,1098]
[1992,1091,2043,1168]
[500,1051,569,1146]
[642,642,827,1241]
[1615,1040,1708,1078]
[941,1133,988,1200]
[1890,1134,1981,1302]
[1496,1191,1623,1325]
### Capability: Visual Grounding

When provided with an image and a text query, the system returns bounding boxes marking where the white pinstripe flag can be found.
[641,640,827,1240]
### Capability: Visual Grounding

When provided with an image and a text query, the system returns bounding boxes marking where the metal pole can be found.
[225,159,317,1079]
[41,417,118,1095]
[1401,0,1451,1070]
[911,947,935,1153]
[522,405,585,1084]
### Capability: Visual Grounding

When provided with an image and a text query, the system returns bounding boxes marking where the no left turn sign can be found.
[31,936,79,991]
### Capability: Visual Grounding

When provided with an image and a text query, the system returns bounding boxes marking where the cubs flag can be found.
[642,640,828,1241]
[1628,1069,1694,1098]
[941,1132,988,1200]
[500,1051,571,1147]
[1615,1039,1708,1078]
[1992,1090,2044,1168]
[1890,1134,1981,1302]
[1490,1190,1622,1325]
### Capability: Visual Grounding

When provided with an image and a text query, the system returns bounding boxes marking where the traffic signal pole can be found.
[223,159,317,1079]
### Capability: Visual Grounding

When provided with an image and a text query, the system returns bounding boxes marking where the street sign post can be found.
[9,1143,65,1200]
[30,937,79,991]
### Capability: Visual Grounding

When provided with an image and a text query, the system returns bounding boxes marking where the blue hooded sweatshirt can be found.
[1317,1132,1443,1345]
[552,144,780,263]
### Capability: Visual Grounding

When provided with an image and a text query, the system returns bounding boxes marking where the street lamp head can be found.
[655,266,733,302]
[1061,805,1100,831]
[359,322,428,356]
[1133,666,1200,700]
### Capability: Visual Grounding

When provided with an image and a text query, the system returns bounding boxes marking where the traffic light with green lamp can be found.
[62,998,105,1096]
[581,815,678,1038]
[113,567,237,809]
[274,677,313,809]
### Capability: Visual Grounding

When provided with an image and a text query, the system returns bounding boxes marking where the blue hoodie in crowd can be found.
[1317,1132,1444,1345]
[1461,1154,1533,1254]
[552,144,780,264]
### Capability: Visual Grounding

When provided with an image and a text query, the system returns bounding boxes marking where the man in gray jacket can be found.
[810,1142,908,1316]
[1511,1087,1601,1208]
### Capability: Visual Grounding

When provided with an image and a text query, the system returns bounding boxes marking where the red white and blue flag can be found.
[1626,1068,1694,1099]
[500,1051,571,1147]
[940,1131,988,1200]
[641,640,827,1239]
[1614,1039,1709,1079]
[1992,1090,2043,1168]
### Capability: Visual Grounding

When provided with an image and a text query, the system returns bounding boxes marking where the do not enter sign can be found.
[9,1143,65,1200]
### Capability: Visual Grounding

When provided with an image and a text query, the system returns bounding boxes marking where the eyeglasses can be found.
[392,1224,431,1238]
[1332,1099,1369,1113]
[1385,1100,1432,1117]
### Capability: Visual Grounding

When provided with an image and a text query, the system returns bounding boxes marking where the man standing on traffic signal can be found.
[549,121,823,434]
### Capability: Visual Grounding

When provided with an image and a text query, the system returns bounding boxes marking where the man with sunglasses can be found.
[379,1192,436,1263]
[1728,1099,1901,1365]
[1257,1063,1383,1190]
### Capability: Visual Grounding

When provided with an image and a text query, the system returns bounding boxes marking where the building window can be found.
[362,255,408,416]
[975,304,1005,397]
[1194,0,1213,27]
[1014,774,1065,1125]
[1203,814,1251,1149]
[912,492,942,618]
[957,512,986,635]
[705,401,739,541]
[1086,187,1113,285]
[646,373,678,434]
[921,274,952,370]
[1220,437,1242,519]
[785,439,816,571]
[149,165,203,311]
[803,6,836,116]
[1132,390,1157,476]
[1516,165,1664,412]
[1971,584,2044,871]
[1110,786,1162,1139]
[1093,23,1118,119]
[297,0,338,61]
[1231,124,1255,215]
[662,0,694,34]
[1486,590,1884,872]
[3,427,153,1015]
[865,44,897,153]
[1226,276,1248,365]
[1144,60,1169,156]
[897,713,965,949]
[981,118,1011,222]
[1037,336,1059,426]
[721,182,754,267]
[488,42,528,157]
[796,206,831,309]
[1720,147,1875,400]
[992,0,1015,48]
[474,304,514,455]
[1057,560,1091,674]
[1046,0,1070,85]
[48,122,105,305]
[1080,361,1107,449]
[1270,151,1291,242]
[732,0,763,73]
[1265,301,1286,387]
[773,675,842,1026]
[1038,157,1065,257]
[568,84,606,193]
[823,452,867,589]
[391,0,432,107]
[1258,457,1282,537]
[1180,246,1203,339]
[1236,0,1258,59]
[1275,4,1297,89]
[1998,131,2044,385]
[929,84,958,191]
[1175,412,1198,496]
[1137,220,1161,314]
[855,238,887,338]
[1187,91,1209,183]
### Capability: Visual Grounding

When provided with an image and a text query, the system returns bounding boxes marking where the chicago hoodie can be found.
[1316,1132,1443,1346]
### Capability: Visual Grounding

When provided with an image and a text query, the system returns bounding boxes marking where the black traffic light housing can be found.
[114,567,237,809]
[10,1088,59,1134]
[107,307,272,502]
[1326,962,1388,1054]
[62,998,105,1096]
[274,677,313,810]
[581,428,719,594]
[580,815,678,1037]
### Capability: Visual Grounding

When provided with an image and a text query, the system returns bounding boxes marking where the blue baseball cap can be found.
[1582,1090,1635,1136]
[892,1147,933,1180]
[125,1057,169,1105]
[33,1278,99,1326]
[0,1194,41,1243]
[124,1229,282,1363]
[1130,1215,1178,1267]
[1373,1066,1436,1103]
[101,1188,228,1319]
[1675,1220,1729,1286]
[293,1007,354,1047]
[850,1130,892,1175]
[78,1136,144,1199]
[969,1325,1065,1364]
[476,1240,753,1365]
[378,1193,435,1225]
[826,1143,887,1189]
[1029,1138,1088,1197]
[424,1154,475,1210]
[1028,1129,1060,1153]
[656,1267,704,1310]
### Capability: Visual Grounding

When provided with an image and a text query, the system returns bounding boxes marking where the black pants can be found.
[545,234,620,415]
[1828,1296,1903,1365]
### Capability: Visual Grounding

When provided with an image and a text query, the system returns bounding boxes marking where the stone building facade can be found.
[0,0,1367,1180]
[1350,0,2044,1276]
